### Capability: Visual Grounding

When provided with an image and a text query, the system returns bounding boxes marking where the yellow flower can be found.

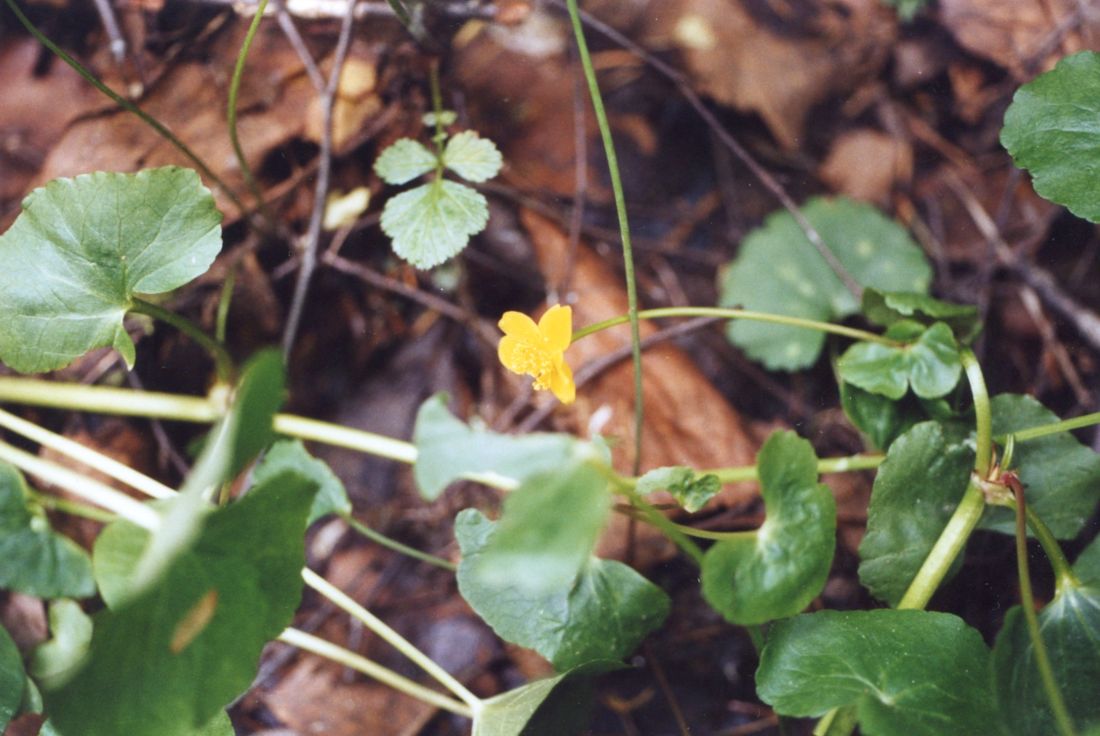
[498,304,576,404]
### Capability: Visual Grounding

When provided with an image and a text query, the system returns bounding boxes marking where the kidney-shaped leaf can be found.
[859,421,973,606]
[0,462,95,599]
[50,470,317,736]
[718,197,931,370]
[701,431,836,625]
[757,609,996,736]
[837,321,962,400]
[0,167,222,372]
[1001,51,1100,222]
[984,393,1100,539]
[456,510,668,671]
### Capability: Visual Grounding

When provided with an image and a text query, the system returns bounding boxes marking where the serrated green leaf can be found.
[29,600,92,691]
[984,394,1100,539]
[412,393,578,500]
[0,463,95,598]
[253,440,350,524]
[861,289,981,343]
[838,322,962,400]
[442,131,503,183]
[0,167,222,373]
[718,197,931,370]
[381,180,488,269]
[472,663,614,736]
[0,624,23,730]
[53,470,317,736]
[474,462,610,595]
[373,138,438,185]
[1001,51,1100,222]
[456,509,668,671]
[635,466,721,512]
[858,421,973,606]
[701,431,836,624]
[758,609,996,735]
[993,581,1100,734]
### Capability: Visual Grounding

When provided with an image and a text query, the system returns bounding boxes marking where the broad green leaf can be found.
[0,624,23,730]
[442,131,503,183]
[191,712,234,736]
[701,431,835,624]
[984,394,1100,539]
[373,138,438,185]
[718,197,931,370]
[253,440,350,524]
[51,470,317,736]
[456,510,668,671]
[635,466,721,512]
[838,321,962,400]
[128,350,285,599]
[381,180,489,269]
[472,663,614,736]
[29,600,92,691]
[861,289,981,343]
[0,167,222,372]
[993,580,1100,734]
[758,609,996,735]
[1001,51,1100,222]
[474,461,610,594]
[0,462,95,598]
[858,421,972,606]
[838,380,929,451]
[412,394,578,500]
[1077,534,1100,586]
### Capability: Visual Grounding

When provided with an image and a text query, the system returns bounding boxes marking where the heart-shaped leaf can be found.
[701,431,836,624]
[837,321,962,400]
[456,509,668,671]
[1001,51,1100,222]
[758,609,996,736]
[0,462,95,598]
[718,197,931,370]
[0,167,222,372]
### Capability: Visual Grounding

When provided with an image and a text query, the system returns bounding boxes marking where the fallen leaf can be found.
[819,129,913,205]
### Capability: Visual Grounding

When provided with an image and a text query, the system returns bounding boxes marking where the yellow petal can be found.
[499,311,542,343]
[498,335,526,374]
[547,356,576,404]
[537,304,573,351]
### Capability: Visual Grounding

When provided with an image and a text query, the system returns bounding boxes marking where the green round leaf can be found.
[1001,51,1100,222]
[456,510,668,671]
[858,421,973,606]
[442,131,503,183]
[701,431,836,624]
[380,180,489,269]
[0,624,24,730]
[0,167,222,372]
[373,138,438,185]
[0,463,95,598]
[837,322,961,401]
[758,609,996,736]
[718,197,931,370]
[993,585,1100,734]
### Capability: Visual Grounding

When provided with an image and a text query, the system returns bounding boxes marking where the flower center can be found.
[512,342,554,389]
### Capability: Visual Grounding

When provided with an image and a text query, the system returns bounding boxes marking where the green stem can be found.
[706,453,884,485]
[622,488,704,565]
[342,514,456,572]
[228,0,272,216]
[1011,479,1077,736]
[671,524,755,541]
[216,266,236,345]
[3,0,246,216]
[428,59,446,168]
[278,628,474,719]
[32,491,118,523]
[1003,411,1100,443]
[1024,505,1079,596]
[130,298,236,383]
[566,0,645,476]
[962,348,993,476]
[572,308,899,347]
[301,568,483,712]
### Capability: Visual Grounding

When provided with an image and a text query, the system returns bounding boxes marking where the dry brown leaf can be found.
[644,0,894,149]
[819,128,912,205]
[940,0,1100,76]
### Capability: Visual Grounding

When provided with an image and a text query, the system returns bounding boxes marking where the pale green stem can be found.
[572,308,899,347]
[621,488,704,565]
[227,0,271,213]
[566,0,645,476]
[0,408,175,499]
[301,568,483,712]
[272,413,417,464]
[706,453,884,485]
[342,514,456,572]
[32,491,118,523]
[0,440,160,530]
[278,627,474,719]
[1025,505,1079,595]
[1004,411,1100,442]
